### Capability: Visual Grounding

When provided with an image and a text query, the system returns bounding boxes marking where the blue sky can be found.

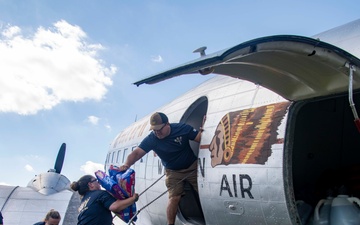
[0,0,358,187]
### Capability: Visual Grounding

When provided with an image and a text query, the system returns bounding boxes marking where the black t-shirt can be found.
[78,190,117,225]
[0,212,3,224]
[139,123,198,170]
[33,222,45,225]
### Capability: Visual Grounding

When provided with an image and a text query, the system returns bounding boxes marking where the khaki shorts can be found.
[165,160,198,198]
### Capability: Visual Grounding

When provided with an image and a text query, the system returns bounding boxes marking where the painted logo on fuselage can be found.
[209,102,290,167]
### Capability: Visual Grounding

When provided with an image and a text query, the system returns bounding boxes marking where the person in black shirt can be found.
[0,211,3,225]
[70,175,138,225]
[33,209,61,225]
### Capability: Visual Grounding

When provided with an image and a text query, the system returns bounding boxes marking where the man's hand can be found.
[119,164,129,171]
[133,193,139,202]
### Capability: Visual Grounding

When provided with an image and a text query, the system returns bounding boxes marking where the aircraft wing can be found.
[0,185,79,225]
[0,144,80,225]
[134,21,360,101]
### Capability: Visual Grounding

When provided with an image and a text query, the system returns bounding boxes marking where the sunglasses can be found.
[90,179,98,183]
[153,123,167,133]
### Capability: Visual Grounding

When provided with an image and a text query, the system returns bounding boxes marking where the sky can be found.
[0,0,359,187]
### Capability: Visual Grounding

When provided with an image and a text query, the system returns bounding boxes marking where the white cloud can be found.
[105,124,112,131]
[87,115,100,125]
[0,20,117,115]
[80,161,104,174]
[1,25,20,38]
[151,55,163,63]
[0,182,11,186]
[25,164,35,172]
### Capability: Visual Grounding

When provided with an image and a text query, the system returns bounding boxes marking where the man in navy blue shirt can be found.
[121,112,202,225]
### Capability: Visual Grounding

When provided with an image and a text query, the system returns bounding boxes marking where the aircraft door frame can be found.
[180,96,208,157]
[178,96,208,224]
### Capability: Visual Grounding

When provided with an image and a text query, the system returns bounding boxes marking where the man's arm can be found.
[194,127,204,143]
[194,115,206,143]
[120,147,146,171]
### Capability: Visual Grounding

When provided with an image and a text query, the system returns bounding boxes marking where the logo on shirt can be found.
[79,197,90,213]
[174,136,182,145]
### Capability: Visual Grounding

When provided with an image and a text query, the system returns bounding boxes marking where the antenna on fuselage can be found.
[193,46,207,57]
[193,46,214,75]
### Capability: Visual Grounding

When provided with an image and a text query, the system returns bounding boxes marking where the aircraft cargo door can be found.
[178,96,208,225]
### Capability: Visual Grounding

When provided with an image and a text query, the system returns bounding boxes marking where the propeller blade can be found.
[54,143,66,174]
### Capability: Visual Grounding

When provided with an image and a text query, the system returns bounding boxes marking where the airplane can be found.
[0,143,80,225]
[105,18,360,225]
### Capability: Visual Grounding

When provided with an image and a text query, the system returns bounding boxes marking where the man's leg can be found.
[186,161,198,192]
[167,195,181,225]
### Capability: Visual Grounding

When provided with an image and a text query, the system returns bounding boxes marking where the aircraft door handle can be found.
[224,201,244,215]
[229,204,236,210]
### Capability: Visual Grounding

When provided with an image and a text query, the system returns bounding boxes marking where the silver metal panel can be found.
[195,79,290,224]
[0,185,18,208]
[313,19,360,60]
[28,172,71,195]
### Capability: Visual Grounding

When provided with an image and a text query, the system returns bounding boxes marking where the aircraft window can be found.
[111,151,115,163]
[116,150,121,163]
[122,148,128,163]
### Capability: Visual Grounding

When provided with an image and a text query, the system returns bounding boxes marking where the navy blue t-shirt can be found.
[77,190,117,225]
[139,123,198,170]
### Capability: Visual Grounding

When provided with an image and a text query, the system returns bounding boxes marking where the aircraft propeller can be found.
[54,143,66,174]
